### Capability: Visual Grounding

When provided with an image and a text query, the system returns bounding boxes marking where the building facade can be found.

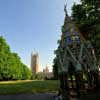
[43,66,53,79]
[43,66,49,73]
[31,52,40,73]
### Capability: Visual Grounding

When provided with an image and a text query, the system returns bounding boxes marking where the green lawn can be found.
[0,80,59,95]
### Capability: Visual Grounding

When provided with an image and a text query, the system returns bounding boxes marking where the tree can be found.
[0,36,32,80]
[53,57,59,79]
[72,0,100,60]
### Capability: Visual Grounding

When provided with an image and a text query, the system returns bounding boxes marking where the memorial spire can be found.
[64,0,68,16]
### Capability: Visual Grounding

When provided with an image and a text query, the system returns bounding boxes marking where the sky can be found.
[0,0,80,70]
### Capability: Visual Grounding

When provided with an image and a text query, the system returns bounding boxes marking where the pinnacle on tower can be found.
[64,0,68,16]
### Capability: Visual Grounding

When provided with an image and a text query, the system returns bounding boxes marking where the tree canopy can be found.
[72,0,100,59]
[0,36,32,80]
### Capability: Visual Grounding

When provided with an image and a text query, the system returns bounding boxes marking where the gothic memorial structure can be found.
[56,2,99,100]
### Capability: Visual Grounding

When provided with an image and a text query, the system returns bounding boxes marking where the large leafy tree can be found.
[72,0,100,59]
[0,36,32,80]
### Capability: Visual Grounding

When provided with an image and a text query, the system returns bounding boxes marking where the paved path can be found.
[0,93,56,100]
[0,92,100,100]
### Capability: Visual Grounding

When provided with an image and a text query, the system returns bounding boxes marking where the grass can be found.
[0,80,59,95]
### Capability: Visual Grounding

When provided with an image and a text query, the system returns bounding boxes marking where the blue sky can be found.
[0,0,80,69]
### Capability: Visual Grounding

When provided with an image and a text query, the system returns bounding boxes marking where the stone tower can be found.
[31,52,40,73]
